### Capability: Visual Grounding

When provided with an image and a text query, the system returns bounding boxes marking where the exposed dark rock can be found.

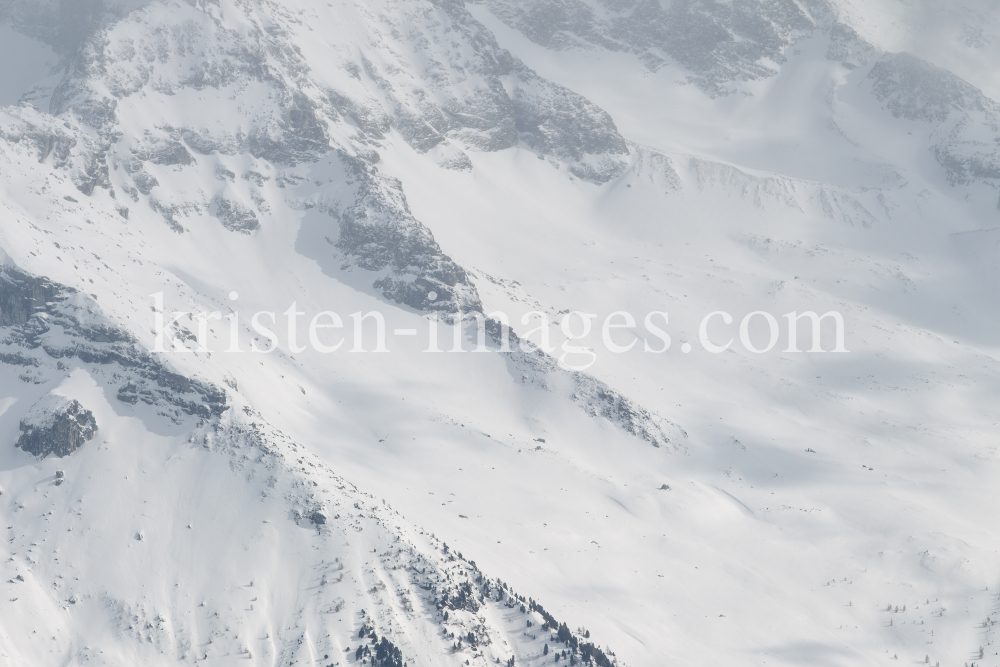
[304,1,631,180]
[181,128,239,156]
[471,0,816,94]
[246,92,333,164]
[0,106,111,197]
[241,170,268,187]
[826,22,876,70]
[132,170,159,195]
[868,52,998,123]
[148,199,188,232]
[439,580,480,612]
[309,511,327,525]
[3,0,677,453]
[17,396,97,458]
[510,66,628,181]
[326,89,391,140]
[49,31,122,137]
[867,52,1000,186]
[286,92,330,146]
[0,266,60,327]
[332,153,483,314]
[134,141,194,166]
[0,265,227,421]
[572,376,681,448]
[0,352,39,367]
[932,144,1000,184]
[74,148,111,195]
[482,317,686,450]
[214,196,261,233]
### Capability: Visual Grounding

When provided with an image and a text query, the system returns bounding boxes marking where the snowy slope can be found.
[1,1,1000,666]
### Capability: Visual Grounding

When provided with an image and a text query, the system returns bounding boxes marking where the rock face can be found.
[0,262,60,327]
[471,0,817,94]
[16,395,98,458]
[826,21,876,70]
[865,52,1000,187]
[332,153,484,314]
[482,318,687,450]
[472,1,1000,193]
[214,195,261,234]
[867,52,998,124]
[0,0,629,313]
[0,264,227,421]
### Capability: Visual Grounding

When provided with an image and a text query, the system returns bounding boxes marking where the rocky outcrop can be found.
[0,265,226,422]
[2,0,632,316]
[826,22,877,70]
[0,0,673,449]
[866,52,1000,186]
[0,105,111,197]
[204,413,625,666]
[483,318,686,450]
[16,395,97,458]
[332,153,484,314]
[868,52,999,124]
[0,262,60,327]
[214,195,260,234]
[471,0,817,94]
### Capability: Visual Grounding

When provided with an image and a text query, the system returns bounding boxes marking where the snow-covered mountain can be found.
[1,1,999,665]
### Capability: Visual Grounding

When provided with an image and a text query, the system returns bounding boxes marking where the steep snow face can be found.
[470,0,1000,198]
[860,52,1000,187]
[0,1,660,665]
[2,1,1000,667]
[825,0,1000,101]
[2,0,631,310]
[0,367,605,667]
[0,250,627,667]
